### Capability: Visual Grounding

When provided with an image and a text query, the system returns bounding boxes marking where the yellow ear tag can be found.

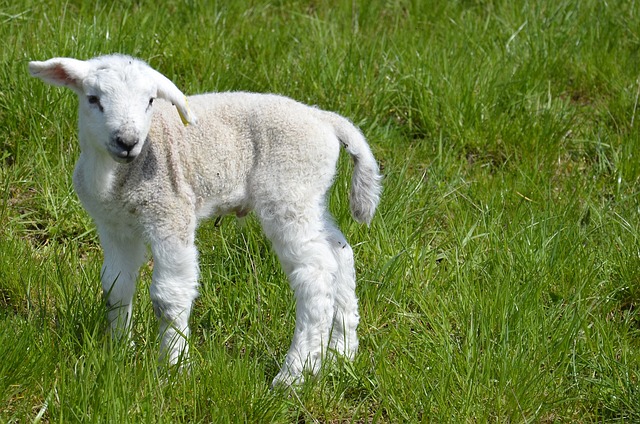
[177,96,191,126]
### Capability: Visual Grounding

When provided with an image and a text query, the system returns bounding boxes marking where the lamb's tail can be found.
[325,112,382,224]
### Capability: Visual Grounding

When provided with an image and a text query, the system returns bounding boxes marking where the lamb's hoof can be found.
[271,369,304,389]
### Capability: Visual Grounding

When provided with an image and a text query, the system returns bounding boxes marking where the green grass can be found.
[2,0,640,421]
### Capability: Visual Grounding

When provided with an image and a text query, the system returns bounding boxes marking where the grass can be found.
[1,0,640,421]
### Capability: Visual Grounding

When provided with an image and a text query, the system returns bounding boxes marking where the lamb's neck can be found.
[76,148,120,200]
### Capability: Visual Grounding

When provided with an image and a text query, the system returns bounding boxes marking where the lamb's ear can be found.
[147,67,197,126]
[28,58,89,94]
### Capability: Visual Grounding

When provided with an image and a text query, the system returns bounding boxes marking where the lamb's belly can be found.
[195,190,251,220]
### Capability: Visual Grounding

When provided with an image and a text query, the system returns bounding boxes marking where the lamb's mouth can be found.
[110,148,139,163]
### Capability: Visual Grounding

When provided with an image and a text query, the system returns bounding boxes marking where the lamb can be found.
[28,54,382,386]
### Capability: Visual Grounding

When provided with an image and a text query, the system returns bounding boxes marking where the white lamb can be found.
[28,54,381,386]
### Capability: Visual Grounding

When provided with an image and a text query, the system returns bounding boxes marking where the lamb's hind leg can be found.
[325,220,359,360]
[149,237,199,366]
[262,212,339,386]
[99,228,147,343]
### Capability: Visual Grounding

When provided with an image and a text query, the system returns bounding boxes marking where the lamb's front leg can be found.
[149,237,199,366]
[99,228,147,343]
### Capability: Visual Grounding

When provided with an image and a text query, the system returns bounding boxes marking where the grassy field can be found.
[1,0,640,421]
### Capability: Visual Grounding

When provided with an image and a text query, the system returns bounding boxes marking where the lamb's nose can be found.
[114,135,138,153]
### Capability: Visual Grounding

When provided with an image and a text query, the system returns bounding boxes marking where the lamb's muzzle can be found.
[29,53,382,387]
[110,129,141,162]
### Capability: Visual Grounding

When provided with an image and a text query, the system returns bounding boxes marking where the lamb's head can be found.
[29,54,197,163]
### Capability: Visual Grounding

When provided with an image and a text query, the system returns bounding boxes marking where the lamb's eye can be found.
[87,95,103,111]
[149,98,154,106]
